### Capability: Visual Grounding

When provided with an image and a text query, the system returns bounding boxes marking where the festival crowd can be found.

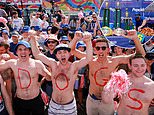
[0,3,154,115]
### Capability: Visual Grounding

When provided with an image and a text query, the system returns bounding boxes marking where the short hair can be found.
[129,53,145,65]
[94,37,109,48]
[51,26,59,34]
[0,42,10,49]
[12,11,18,15]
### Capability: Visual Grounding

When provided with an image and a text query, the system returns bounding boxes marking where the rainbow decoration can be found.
[44,0,101,12]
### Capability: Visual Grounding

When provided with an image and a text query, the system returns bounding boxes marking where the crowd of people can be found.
[0,4,154,115]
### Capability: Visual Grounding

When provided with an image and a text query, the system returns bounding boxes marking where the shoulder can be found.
[144,76,154,85]
[33,59,43,65]
[7,59,17,63]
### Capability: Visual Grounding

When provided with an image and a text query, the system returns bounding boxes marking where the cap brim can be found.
[53,47,71,54]
[14,42,31,55]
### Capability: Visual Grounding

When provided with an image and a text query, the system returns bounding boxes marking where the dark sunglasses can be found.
[95,46,107,51]
[47,41,56,44]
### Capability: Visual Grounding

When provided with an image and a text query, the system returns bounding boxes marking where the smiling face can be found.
[16,45,31,61]
[47,39,58,51]
[56,49,70,65]
[129,58,147,78]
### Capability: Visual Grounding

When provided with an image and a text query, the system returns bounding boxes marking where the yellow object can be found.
[101,26,113,36]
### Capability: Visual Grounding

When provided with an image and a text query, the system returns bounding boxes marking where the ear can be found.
[93,47,96,54]
[107,48,110,54]
[128,63,131,70]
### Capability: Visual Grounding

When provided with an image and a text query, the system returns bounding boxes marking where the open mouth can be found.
[61,57,66,62]
[21,55,26,58]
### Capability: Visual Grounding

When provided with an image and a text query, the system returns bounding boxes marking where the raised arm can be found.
[124,30,145,56]
[114,30,146,65]
[29,31,56,67]
[69,31,87,59]
[138,19,147,31]
[73,32,93,70]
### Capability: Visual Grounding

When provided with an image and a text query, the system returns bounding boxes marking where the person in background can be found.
[87,13,98,34]
[144,39,154,52]
[60,35,70,44]
[12,11,24,32]
[0,17,10,32]
[46,26,52,35]
[58,24,70,39]
[68,31,75,41]
[10,31,20,53]
[0,9,8,19]
[69,17,79,32]
[30,11,42,27]
[133,13,147,31]
[77,22,87,32]
[89,7,97,16]
[42,34,59,98]
[21,26,30,42]
[50,26,59,35]
[1,30,12,44]
[74,41,89,110]
[40,14,49,31]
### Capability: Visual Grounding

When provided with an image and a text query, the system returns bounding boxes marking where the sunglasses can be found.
[47,41,56,44]
[95,46,107,51]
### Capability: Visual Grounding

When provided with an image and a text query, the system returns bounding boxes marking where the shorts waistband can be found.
[52,98,74,105]
[89,93,102,100]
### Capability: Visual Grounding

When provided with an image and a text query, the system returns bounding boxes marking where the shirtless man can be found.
[0,40,51,115]
[69,30,145,115]
[117,53,154,115]
[29,31,93,115]
[0,74,14,115]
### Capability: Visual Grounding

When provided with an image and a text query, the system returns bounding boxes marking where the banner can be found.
[0,0,42,5]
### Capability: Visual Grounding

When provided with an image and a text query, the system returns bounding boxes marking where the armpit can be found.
[0,68,13,81]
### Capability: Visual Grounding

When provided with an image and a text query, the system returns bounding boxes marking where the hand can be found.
[122,30,138,40]
[138,26,142,31]
[28,30,37,41]
[0,54,10,61]
[82,32,92,44]
[74,31,83,40]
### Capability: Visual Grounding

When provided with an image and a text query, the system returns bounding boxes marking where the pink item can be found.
[78,12,84,19]
[0,17,8,24]
[41,89,49,106]
[104,69,132,97]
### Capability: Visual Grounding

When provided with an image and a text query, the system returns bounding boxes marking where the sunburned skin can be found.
[94,67,109,86]
[55,73,69,91]
[18,68,31,89]
[127,88,145,110]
